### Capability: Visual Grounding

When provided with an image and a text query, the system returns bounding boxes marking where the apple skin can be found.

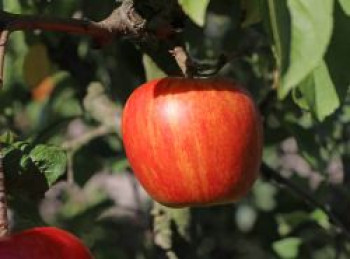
[0,227,93,259]
[122,77,263,207]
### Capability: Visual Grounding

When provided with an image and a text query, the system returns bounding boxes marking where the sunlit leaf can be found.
[339,0,350,16]
[298,60,340,121]
[29,144,67,186]
[178,0,210,26]
[143,54,166,81]
[310,209,330,230]
[280,0,334,98]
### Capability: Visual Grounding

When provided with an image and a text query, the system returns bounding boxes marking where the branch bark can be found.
[0,29,9,237]
[0,0,183,42]
[0,144,8,237]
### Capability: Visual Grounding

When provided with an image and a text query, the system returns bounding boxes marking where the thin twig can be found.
[261,163,350,240]
[62,124,114,152]
[62,125,115,185]
[66,152,74,185]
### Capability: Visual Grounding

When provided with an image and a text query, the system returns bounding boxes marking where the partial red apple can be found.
[122,77,263,207]
[0,227,93,258]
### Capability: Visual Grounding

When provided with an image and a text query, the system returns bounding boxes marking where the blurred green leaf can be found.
[3,0,21,12]
[298,60,340,121]
[310,209,331,230]
[178,0,210,26]
[29,144,67,186]
[273,237,302,259]
[0,131,17,145]
[253,180,277,211]
[241,0,261,27]
[235,205,257,232]
[142,54,166,81]
[280,0,334,98]
[339,0,350,15]
[312,246,338,259]
[276,211,309,236]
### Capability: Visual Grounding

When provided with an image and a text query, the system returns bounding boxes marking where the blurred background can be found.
[1,0,350,258]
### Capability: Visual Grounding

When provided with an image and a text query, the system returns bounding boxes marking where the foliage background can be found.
[1,0,350,258]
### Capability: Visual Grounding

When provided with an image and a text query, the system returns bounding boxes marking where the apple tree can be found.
[0,0,349,258]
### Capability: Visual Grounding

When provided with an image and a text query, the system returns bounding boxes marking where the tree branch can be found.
[261,163,350,239]
[0,29,10,237]
[0,29,8,89]
[62,124,114,152]
[0,0,184,42]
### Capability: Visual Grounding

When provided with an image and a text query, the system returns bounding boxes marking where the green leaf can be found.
[241,0,261,27]
[280,0,334,98]
[325,2,350,102]
[253,179,277,211]
[310,209,331,230]
[3,142,67,199]
[0,131,17,145]
[178,0,210,27]
[339,0,350,15]
[261,0,290,85]
[235,205,257,232]
[298,60,340,121]
[273,237,302,259]
[29,145,67,186]
[276,211,310,236]
[143,54,166,81]
[3,0,21,12]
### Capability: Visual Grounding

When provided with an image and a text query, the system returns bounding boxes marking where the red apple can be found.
[122,77,263,207]
[0,227,93,258]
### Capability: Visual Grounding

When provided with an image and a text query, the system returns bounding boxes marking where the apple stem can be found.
[170,46,196,78]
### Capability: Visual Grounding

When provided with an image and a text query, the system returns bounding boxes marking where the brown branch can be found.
[0,29,10,237]
[0,144,8,238]
[0,30,9,89]
[0,0,184,43]
[0,2,146,42]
